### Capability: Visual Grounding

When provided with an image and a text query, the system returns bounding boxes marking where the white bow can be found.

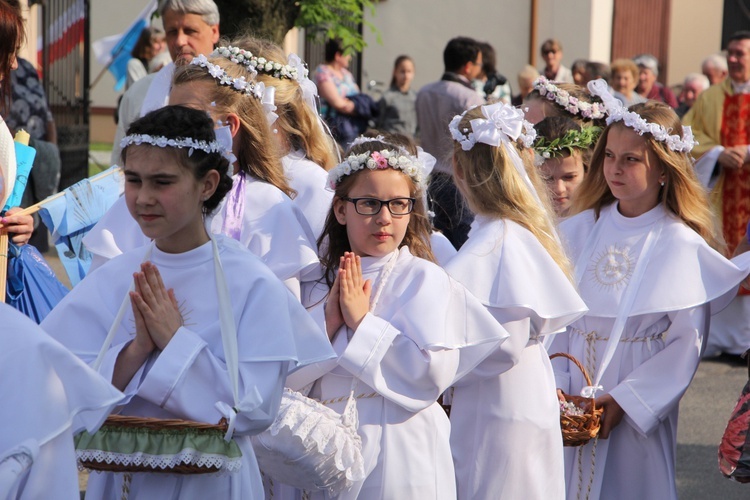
[470,103,526,146]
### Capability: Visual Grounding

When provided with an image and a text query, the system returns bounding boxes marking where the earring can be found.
[660,181,665,187]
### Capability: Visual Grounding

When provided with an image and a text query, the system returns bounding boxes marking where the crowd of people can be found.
[4,0,750,499]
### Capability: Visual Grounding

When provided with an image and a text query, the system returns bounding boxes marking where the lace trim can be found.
[270,390,364,478]
[76,448,242,474]
[254,388,365,494]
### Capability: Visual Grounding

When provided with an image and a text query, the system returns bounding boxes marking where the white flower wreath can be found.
[120,134,224,156]
[532,76,607,121]
[190,55,278,125]
[327,149,425,190]
[213,45,305,81]
[587,79,697,153]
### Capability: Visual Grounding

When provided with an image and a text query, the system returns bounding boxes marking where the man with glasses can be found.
[416,37,484,249]
[540,38,573,83]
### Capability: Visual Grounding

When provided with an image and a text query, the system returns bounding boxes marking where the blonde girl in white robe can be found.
[283,137,513,499]
[42,105,334,499]
[85,54,320,299]
[221,37,338,240]
[550,86,750,500]
[445,103,588,500]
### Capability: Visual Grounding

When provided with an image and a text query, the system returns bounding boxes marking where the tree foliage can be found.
[213,0,375,51]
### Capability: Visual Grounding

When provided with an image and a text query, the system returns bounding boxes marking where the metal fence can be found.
[32,0,90,190]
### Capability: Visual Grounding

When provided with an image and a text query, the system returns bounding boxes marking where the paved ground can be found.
[37,244,750,498]
[676,355,748,499]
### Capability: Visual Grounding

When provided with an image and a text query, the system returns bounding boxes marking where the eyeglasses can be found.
[342,197,416,216]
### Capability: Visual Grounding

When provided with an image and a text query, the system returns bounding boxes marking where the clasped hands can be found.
[325,252,372,340]
[128,262,184,357]
[718,145,750,170]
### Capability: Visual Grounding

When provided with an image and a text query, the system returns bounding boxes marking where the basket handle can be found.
[550,352,593,387]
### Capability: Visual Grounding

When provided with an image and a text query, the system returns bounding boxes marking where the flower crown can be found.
[449,102,536,151]
[587,79,697,153]
[532,76,606,120]
[190,54,278,124]
[328,149,425,190]
[120,134,224,156]
[191,54,267,98]
[213,45,306,81]
[533,126,602,164]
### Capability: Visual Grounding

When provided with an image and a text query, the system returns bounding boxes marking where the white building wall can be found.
[588,0,614,64]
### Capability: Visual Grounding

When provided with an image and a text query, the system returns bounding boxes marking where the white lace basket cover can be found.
[252,382,365,495]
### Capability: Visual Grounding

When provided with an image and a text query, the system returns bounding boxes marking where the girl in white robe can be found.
[0,303,124,500]
[85,54,320,298]
[549,91,750,500]
[445,102,588,500]
[41,106,334,499]
[221,38,338,241]
[282,137,513,499]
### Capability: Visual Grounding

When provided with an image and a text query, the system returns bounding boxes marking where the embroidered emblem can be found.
[591,245,633,288]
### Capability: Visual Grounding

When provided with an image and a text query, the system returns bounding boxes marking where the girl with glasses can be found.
[283,137,513,499]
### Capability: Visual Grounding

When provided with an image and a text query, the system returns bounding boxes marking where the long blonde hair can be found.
[229,36,338,170]
[173,58,293,197]
[572,101,723,251]
[318,138,436,288]
[452,107,574,280]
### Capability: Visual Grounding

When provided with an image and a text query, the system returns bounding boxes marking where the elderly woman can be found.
[610,58,647,107]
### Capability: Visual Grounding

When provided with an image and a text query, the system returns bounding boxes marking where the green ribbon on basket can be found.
[75,421,242,473]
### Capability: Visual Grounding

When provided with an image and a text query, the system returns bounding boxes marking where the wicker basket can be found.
[550,352,603,447]
[76,415,240,474]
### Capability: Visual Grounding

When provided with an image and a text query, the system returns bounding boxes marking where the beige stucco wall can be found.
[667,0,724,86]
[363,0,530,93]
[362,0,613,95]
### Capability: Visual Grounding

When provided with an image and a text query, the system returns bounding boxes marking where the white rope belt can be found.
[571,327,665,346]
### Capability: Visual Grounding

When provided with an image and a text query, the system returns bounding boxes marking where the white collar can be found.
[732,79,750,94]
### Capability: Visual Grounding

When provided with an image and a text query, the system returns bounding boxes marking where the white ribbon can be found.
[416,146,436,178]
[580,384,604,399]
[214,402,238,442]
[287,53,318,114]
[214,125,238,164]
[259,84,278,125]
[573,208,665,397]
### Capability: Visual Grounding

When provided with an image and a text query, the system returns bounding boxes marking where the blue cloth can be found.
[326,93,379,147]
[6,243,69,323]
[109,19,148,92]
[38,167,123,286]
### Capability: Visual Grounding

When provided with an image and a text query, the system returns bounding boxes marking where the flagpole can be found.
[0,233,7,302]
